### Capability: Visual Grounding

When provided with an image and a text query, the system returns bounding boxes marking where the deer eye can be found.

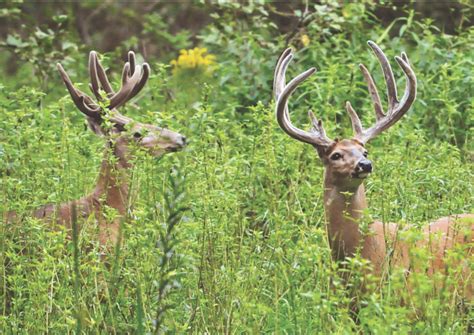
[363,151,368,157]
[330,153,342,160]
[133,131,143,139]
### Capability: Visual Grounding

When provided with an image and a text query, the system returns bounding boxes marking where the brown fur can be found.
[5,128,185,247]
[321,139,473,296]
[4,50,187,247]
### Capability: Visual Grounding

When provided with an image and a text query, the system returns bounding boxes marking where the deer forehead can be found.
[326,139,365,156]
[130,123,159,132]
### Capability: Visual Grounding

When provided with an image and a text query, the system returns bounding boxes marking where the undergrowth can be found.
[1,2,473,333]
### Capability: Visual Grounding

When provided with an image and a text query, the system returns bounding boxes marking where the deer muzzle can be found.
[353,159,372,178]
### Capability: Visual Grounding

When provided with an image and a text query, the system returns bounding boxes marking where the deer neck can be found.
[89,138,132,216]
[323,170,367,260]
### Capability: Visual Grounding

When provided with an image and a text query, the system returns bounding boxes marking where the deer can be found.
[273,41,473,296]
[4,50,187,247]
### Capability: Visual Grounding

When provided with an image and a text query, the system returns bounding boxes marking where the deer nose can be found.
[357,160,372,173]
[178,135,187,147]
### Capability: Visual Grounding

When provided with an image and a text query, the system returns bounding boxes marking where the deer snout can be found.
[174,135,187,149]
[177,135,187,147]
[161,129,186,149]
[357,159,372,173]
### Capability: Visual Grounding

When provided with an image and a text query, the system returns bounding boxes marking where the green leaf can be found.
[5,34,28,48]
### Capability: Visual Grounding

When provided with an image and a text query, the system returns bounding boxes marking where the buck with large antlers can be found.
[5,51,186,246]
[274,41,473,292]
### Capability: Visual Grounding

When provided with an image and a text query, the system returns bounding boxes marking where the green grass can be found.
[1,87,472,333]
[1,2,473,333]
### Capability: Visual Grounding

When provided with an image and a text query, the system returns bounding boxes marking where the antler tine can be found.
[88,51,102,101]
[368,40,398,110]
[94,55,114,96]
[274,50,294,127]
[345,101,363,136]
[128,51,136,76]
[108,62,142,110]
[308,110,329,141]
[359,64,384,120]
[126,62,150,102]
[394,53,416,115]
[110,51,151,103]
[57,63,101,119]
[348,41,417,144]
[273,48,292,99]
[274,50,332,148]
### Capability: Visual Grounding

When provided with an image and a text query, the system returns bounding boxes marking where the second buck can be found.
[7,50,186,246]
[274,41,473,294]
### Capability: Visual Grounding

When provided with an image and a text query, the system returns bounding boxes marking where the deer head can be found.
[273,41,416,190]
[57,51,187,157]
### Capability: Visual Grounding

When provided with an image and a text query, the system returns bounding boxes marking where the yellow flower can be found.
[171,47,216,75]
[301,34,310,47]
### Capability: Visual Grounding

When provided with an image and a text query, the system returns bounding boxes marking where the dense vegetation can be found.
[1,2,473,333]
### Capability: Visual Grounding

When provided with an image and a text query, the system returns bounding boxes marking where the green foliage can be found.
[1,2,473,333]
[153,164,188,334]
[1,14,78,90]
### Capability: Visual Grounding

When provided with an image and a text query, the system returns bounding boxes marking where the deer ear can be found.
[86,117,105,136]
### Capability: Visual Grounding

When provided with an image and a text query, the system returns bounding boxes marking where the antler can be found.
[57,50,150,121]
[273,48,333,149]
[346,41,417,144]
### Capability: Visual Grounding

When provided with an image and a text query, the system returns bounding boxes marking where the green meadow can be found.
[1,2,473,333]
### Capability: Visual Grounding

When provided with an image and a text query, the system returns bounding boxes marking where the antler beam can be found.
[273,48,333,149]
